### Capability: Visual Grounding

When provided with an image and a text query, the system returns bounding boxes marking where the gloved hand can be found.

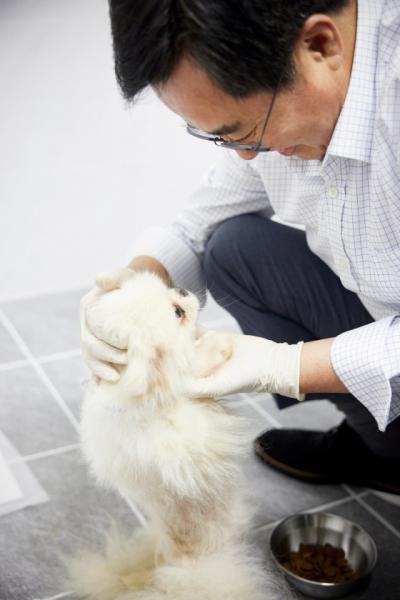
[184,332,305,400]
[80,269,129,382]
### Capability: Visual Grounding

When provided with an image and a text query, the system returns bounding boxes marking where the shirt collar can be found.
[324,0,384,165]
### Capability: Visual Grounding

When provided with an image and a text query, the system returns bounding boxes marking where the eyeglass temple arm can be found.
[255,69,285,151]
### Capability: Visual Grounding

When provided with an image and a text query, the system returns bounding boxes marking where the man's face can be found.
[157,4,356,161]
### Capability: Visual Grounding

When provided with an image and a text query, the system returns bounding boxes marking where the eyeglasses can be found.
[186,70,284,153]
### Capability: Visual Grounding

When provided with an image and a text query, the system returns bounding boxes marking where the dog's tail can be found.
[66,527,289,600]
[126,546,272,600]
[65,525,159,600]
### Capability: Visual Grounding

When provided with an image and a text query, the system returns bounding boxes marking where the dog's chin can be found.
[182,294,200,328]
[175,310,199,344]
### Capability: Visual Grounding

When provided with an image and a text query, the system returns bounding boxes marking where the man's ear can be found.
[296,14,344,71]
[192,331,235,378]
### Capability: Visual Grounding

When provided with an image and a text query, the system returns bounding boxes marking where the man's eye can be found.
[174,305,185,318]
[232,125,257,144]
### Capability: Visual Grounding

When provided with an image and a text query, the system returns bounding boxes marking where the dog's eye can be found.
[177,288,189,297]
[174,304,185,318]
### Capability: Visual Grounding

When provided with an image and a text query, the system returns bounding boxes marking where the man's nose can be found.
[236,150,258,160]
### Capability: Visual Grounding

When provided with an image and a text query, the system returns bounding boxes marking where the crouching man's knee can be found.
[203,214,262,280]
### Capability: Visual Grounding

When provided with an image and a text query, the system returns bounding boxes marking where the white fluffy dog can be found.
[68,269,272,599]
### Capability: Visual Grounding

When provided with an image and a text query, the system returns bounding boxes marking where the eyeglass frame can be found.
[186,69,285,153]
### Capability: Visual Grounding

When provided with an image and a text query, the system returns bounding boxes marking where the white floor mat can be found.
[0,430,49,516]
[0,450,23,505]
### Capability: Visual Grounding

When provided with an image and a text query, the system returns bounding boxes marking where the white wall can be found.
[0,0,219,300]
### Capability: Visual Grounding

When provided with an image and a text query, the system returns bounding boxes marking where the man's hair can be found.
[109,0,350,101]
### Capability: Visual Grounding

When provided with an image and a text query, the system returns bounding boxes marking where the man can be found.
[81,0,400,496]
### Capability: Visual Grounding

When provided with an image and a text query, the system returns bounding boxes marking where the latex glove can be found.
[80,270,129,382]
[185,332,305,400]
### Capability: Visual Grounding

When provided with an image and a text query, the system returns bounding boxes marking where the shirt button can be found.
[327,186,339,198]
[338,258,347,270]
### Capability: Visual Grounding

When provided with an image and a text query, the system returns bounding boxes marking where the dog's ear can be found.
[96,268,134,292]
[120,332,151,397]
[121,333,170,399]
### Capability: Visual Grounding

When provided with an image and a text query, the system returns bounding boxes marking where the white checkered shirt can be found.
[132,0,400,431]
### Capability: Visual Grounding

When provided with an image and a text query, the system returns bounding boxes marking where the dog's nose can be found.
[177,288,189,297]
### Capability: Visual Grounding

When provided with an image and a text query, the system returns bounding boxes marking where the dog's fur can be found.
[68,270,271,599]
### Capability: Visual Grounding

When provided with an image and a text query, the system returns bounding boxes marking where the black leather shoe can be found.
[254,420,400,495]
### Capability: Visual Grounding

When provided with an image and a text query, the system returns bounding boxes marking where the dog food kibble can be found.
[282,543,359,583]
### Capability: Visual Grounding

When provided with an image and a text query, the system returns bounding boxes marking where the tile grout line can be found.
[306,489,370,515]
[125,497,148,528]
[0,283,89,304]
[7,443,81,465]
[33,592,73,600]
[254,489,371,534]
[0,310,147,527]
[0,348,82,372]
[38,348,82,363]
[239,393,283,429]
[0,309,80,433]
[0,358,30,372]
[342,483,400,541]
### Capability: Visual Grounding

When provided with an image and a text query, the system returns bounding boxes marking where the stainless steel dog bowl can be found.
[270,512,377,598]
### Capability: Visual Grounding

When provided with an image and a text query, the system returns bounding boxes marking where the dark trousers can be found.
[203,214,400,459]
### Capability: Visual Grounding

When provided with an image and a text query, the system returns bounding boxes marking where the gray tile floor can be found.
[0,289,399,600]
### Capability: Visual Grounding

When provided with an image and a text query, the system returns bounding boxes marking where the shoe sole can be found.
[254,439,336,483]
[254,440,400,495]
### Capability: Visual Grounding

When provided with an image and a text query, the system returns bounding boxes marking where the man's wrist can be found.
[274,341,305,400]
[299,338,349,394]
[257,339,304,400]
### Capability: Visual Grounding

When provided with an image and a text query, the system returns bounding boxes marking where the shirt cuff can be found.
[330,316,397,432]
[127,226,207,306]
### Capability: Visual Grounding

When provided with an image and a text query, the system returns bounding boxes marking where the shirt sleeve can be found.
[330,315,400,432]
[129,151,271,304]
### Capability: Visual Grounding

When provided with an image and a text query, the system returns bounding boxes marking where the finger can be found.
[195,326,208,339]
[87,319,127,350]
[86,358,121,382]
[80,289,102,337]
[95,272,121,292]
[95,268,134,292]
[81,297,128,351]
[80,286,102,313]
[182,376,221,399]
[85,338,128,365]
